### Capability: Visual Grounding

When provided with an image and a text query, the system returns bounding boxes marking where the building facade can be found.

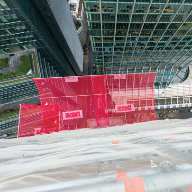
[1,0,83,77]
[83,0,191,88]
[0,0,84,106]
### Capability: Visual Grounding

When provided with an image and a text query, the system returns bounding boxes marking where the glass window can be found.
[4,15,12,22]
[0,16,7,23]
[0,1,9,10]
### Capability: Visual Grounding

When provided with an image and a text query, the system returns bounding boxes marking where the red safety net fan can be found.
[18,73,157,137]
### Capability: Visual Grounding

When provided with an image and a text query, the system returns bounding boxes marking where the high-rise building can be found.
[83,0,191,88]
[0,0,83,104]
[1,0,83,77]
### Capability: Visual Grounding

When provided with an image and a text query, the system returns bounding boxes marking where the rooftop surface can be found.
[0,118,192,191]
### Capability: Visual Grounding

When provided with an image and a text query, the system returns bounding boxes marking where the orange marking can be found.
[112,141,118,144]
[124,177,145,192]
[190,185,192,192]
[117,171,126,180]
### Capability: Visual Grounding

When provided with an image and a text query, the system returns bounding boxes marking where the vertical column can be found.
[99,0,104,74]
[51,66,54,77]
[37,52,44,78]
[43,58,48,78]
[120,0,136,67]
[35,50,41,78]
[53,70,56,77]
[112,0,119,73]
[54,70,57,77]
[47,62,52,77]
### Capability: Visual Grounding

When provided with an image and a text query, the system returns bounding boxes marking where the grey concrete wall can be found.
[47,0,83,72]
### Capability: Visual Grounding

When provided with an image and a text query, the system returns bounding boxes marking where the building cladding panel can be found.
[1,0,82,76]
[83,0,192,88]
[47,0,83,72]
[77,6,88,48]
[32,0,83,74]
[0,1,35,54]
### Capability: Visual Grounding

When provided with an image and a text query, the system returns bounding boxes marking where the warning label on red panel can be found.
[34,128,42,135]
[65,76,78,82]
[114,74,126,79]
[115,104,135,113]
[63,110,83,120]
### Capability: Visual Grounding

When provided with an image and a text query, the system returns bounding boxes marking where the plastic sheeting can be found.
[3,118,192,191]
[18,73,157,137]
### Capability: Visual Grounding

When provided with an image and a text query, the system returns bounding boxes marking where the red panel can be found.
[106,74,127,126]
[18,104,60,137]
[18,104,42,138]
[105,73,157,126]
[92,75,109,127]
[18,73,157,137]
[33,78,53,99]
[76,95,97,129]
[62,76,93,96]
[41,105,60,134]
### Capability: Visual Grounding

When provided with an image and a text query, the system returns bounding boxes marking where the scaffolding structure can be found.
[155,65,192,109]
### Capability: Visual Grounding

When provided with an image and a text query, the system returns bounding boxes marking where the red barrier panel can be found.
[18,104,60,137]
[18,73,157,137]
